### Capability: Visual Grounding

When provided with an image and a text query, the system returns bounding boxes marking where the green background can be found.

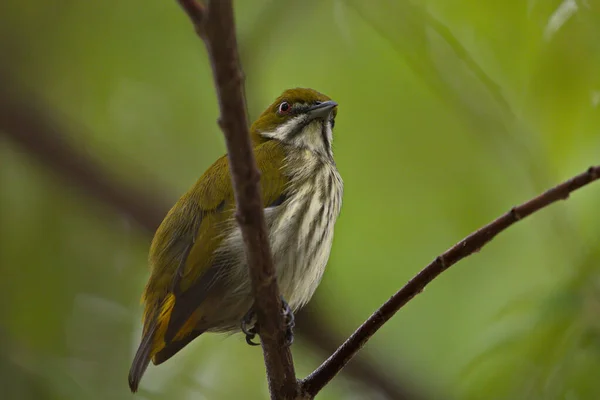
[1,1,600,399]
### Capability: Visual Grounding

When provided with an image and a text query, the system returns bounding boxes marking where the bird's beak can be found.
[306,100,337,121]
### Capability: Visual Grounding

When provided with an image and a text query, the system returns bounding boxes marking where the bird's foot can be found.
[241,309,260,346]
[281,297,295,347]
[240,297,295,347]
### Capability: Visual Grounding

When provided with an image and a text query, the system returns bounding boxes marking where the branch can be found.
[300,165,600,397]
[176,1,298,399]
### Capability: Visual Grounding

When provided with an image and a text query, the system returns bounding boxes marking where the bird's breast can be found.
[267,158,343,309]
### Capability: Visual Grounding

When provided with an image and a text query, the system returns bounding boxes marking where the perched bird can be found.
[128,88,343,392]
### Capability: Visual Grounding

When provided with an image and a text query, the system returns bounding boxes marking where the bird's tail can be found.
[128,323,157,393]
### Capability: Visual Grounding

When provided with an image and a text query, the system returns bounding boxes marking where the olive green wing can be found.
[141,154,232,323]
[129,151,235,391]
[161,140,288,338]
[129,140,288,388]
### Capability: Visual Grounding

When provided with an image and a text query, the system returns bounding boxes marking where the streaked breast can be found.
[269,152,343,310]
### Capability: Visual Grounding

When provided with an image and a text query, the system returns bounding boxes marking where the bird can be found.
[128,88,343,392]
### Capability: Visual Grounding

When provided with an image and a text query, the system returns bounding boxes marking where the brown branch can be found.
[299,165,600,397]
[176,1,298,399]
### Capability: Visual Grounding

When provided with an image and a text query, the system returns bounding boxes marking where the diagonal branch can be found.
[176,1,298,399]
[300,165,600,397]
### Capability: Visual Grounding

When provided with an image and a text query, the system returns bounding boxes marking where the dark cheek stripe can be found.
[320,124,332,155]
[287,119,309,139]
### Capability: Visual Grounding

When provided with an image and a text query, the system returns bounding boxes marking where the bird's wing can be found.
[161,140,289,339]
[129,140,288,383]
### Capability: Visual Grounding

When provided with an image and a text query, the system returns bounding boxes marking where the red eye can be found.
[278,102,290,114]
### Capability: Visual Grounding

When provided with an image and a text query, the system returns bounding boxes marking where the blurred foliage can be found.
[1,0,600,399]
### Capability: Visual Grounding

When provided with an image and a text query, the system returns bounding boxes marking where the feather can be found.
[129,140,289,382]
[153,328,205,365]
[128,321,158,392]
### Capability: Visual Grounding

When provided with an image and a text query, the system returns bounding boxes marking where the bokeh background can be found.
[2,1,600,399]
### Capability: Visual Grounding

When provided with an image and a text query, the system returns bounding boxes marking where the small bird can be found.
[128,88,343,392]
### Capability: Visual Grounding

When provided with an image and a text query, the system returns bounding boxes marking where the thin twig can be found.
[300,165,600,397]
[176,1,298,398]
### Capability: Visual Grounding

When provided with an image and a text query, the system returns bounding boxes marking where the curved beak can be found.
[306,100,337,121]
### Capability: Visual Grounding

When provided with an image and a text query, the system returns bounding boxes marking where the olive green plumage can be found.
[251,88,338,136]
[129,88,343,392]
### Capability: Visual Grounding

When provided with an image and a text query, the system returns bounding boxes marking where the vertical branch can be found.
[176,1,298,398]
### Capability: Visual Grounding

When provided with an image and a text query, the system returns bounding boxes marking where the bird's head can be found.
[251,88,338,158]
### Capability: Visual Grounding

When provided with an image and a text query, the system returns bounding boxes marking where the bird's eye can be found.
[278,102,291,114]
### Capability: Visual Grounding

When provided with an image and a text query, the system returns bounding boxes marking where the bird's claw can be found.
[245,331,260,346]
[241,310,260,346]
[281,297,295,347]
[240,297,295,347]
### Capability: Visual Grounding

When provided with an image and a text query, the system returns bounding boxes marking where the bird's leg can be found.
[240,298,295,347]
[281,297,295,347]
[241,308,260,346]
